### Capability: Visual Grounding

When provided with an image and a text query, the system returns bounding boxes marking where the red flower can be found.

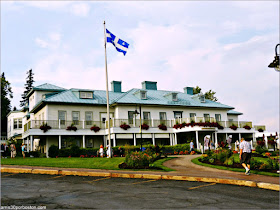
[90,126,100,132]
[141,123,149,130]
[120,124,131,130]
[158,124,167,130]
[68,156,71,158]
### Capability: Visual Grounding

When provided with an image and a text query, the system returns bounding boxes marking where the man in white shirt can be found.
[239,138,252,175]
[189,140,194,152]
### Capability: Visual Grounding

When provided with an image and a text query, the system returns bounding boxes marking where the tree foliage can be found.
[193,86,218,102]
[1,72,13,135]
[20,69,35,107]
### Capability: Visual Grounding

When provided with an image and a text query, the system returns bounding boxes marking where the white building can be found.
[7,81,266,156]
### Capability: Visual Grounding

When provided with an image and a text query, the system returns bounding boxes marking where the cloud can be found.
[35,32,62,49]
[70,3,90,17]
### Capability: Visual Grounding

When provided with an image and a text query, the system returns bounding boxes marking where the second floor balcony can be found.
[23,117,258,133]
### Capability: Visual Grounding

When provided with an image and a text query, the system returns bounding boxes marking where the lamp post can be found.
[268,44,280,72]
[134,105,143,151]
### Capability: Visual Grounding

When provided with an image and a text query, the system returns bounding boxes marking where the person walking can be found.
[227,135,232,150]
[239,138,252,175]
[189,140,194,152]
[21,143,26,158]
[10,143,16,159]
[99,145,104,157]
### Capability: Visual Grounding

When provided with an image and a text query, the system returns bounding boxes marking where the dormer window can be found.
[80,91,93,99]
[172,93,178,101]
[199,95,205,103]
[140,91,147,99]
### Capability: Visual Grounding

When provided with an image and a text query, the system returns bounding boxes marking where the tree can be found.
[193,86,218,102]
[20,69,35,107]
[1,72,13,135]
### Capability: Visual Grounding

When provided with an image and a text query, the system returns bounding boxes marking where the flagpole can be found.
[103,20,112,158]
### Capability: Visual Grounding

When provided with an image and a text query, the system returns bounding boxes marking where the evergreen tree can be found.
[20,69,35,107]
[193,86,218,102]
[1,72,13,135]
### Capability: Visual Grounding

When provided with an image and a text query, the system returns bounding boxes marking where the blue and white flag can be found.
[106,29,129,56]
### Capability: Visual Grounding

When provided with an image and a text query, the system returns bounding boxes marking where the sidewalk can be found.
[1,155,279,191]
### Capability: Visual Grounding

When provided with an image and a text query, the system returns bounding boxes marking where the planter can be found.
[120,124,131,130]
[229,125,238,130]
[40,124,52,133]
[141,123,149,130]
[90,126,100,132]
[258,128,264,132]
[158,124,167,130]
[66,126,77,131]
[243,125,251,130]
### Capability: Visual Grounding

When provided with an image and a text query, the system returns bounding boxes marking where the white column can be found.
[169,120,172,127]
[152,133,155,145]
[151,119,154,127]
[30,136,33,151]
[58,135,62,149]
[83,120,85,129]
[133,133,136,146]
[112,118,115,127]
[225,121,228,128]
[174,133,177,145]
[239,133,241,141]
[195,131,199,149]
[59,119,61,129]
[83,135,86,148]
[113,134,116,147]
[27,137,30,152]
[46,137,49,158]
[169,134,173,146]
[194,116,197,122]
[215,132,218,149]
[133,117,136,127]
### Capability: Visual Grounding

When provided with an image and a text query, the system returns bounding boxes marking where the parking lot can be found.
[1,173,279,209]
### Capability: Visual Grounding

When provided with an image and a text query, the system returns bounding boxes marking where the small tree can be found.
[1,72,13,136]
[193,86,218,102]
[20,69,35,107]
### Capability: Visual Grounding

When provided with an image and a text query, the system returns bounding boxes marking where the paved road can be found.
[1,173,279,209]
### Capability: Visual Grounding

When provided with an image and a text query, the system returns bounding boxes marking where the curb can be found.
[1,167,278,191]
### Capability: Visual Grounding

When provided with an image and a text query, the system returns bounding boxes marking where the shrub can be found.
[250,158,263,170]
[257,141,265,147]
[255,145,268,155]
[48,145,59,158]
[69,145,81,157]
[124,151,160,168]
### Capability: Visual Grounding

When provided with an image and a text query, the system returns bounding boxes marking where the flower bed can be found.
[66,124,77,131]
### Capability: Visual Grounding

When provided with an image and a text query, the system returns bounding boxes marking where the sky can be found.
[1,1,279,132]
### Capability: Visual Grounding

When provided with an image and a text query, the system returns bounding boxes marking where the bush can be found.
[69,145,81,157]
[48,145,59,158]
[255,145,268,155]
[26,151,40,158]
[250,158,263,170]
[124,151,158,168]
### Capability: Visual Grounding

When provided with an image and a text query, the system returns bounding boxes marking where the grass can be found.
[152,157,176,171]
[1,157,125,170]
[1,156,175,171]
[192,156,279,177]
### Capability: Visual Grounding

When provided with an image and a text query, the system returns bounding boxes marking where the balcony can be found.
[23,118,254,132]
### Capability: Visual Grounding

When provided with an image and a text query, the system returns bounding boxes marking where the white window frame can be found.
[80,91,93,99]
[58,110,67,125]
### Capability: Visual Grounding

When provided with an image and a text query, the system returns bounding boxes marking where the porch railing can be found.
[23,118,254,131]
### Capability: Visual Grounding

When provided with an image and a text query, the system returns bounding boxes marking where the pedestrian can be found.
[118,146,124,157]
[21,143,26,158]
[204,135,210,152]
[106,145,112,158]
[235,139,240,152]
[10,143,16,159]
[99,145,104,157]
[210,140,215,150]
[239,138,252,175]
[227,135,232,150]
[189,140,194,152]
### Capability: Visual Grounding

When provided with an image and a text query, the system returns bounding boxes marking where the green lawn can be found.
[1,157,174,171]
[1,157,125,170]
[192,156,279,177]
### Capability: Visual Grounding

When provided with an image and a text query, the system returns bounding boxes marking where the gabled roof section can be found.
[27,83,66,97]
[227,110,243,115]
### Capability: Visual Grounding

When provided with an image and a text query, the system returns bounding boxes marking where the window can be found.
[172,93,178,101]
[199,95,205,103]
[13,119,22,129]
[159,112,167,124]
[143,112,150,124]
[140,91,147,99]
[80,91,93,99]
[85,112,93,125]
[215,114,221,122]
[58,111,67,125]
[174,111,182,119]
[128,111,135,124]
[72,111,80,125]
[204,114,210,122]
[190,113,196,122]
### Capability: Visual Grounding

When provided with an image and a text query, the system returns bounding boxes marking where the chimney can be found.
[184,87,194,95]
[142,81,157,90]
[111,81,122,92]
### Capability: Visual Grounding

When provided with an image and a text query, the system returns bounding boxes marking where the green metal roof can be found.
[227,110,243,115]
[30,85,234,110]
[27,83,66,97]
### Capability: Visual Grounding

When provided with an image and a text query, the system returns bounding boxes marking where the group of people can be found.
[98,145,114,158]
[0,142,27,159]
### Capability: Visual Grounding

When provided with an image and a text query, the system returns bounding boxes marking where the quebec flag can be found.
[106,29,129,56]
